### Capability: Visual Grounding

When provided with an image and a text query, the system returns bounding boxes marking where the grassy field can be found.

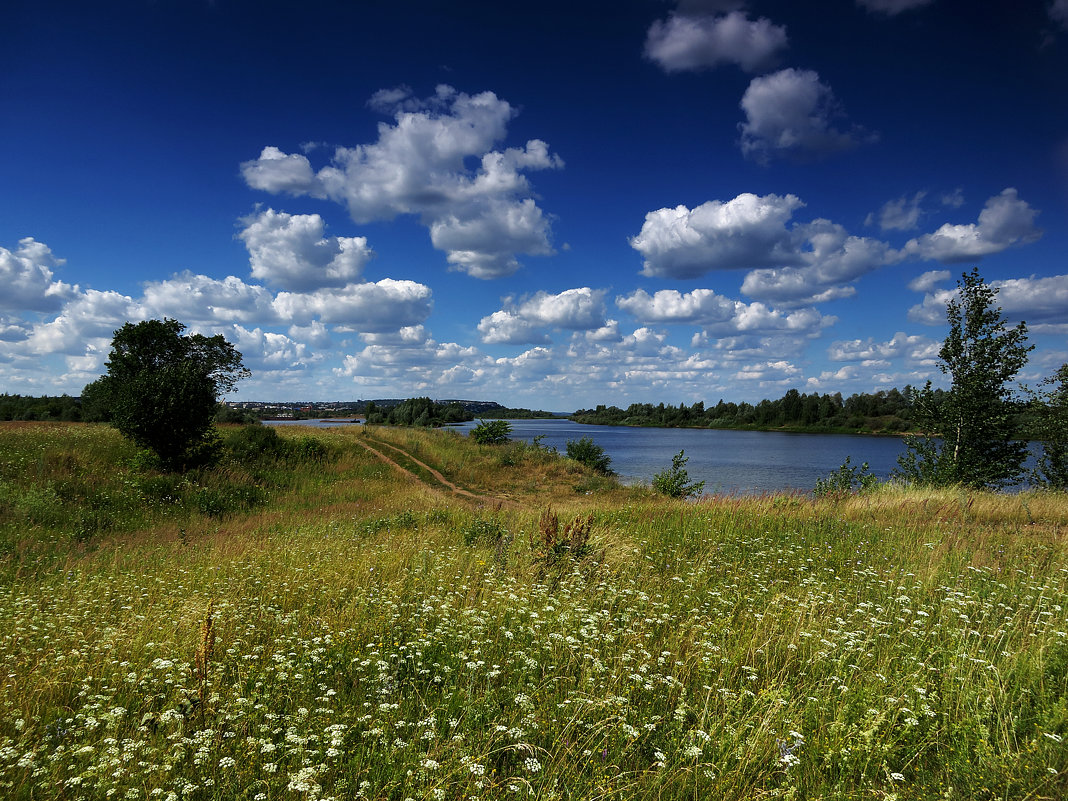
[1,421,1067,800]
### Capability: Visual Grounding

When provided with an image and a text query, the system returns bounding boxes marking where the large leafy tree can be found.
[85,319,249,469]
[1032,363,1068,490]
[895,268,1032,489]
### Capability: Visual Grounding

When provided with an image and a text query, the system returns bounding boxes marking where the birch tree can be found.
[895,268,1032,489]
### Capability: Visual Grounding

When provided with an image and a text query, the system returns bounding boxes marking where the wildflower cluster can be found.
[1,424,1067,799]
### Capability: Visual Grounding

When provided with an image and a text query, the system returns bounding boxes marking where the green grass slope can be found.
[0,422,1066,800]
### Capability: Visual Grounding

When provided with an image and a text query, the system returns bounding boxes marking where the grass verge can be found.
[0,422,1066,800]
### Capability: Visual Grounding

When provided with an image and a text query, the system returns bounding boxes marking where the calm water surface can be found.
[267,418,1036,495]
[454,419,908,495]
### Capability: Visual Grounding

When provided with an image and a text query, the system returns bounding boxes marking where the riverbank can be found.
[452,417,913,493]
[1,422,1066,800]
[570,417,915,436]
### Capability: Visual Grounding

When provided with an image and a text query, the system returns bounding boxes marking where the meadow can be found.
[1,421,1067,800]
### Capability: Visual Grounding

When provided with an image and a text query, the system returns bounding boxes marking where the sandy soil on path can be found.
[353,435,518,509]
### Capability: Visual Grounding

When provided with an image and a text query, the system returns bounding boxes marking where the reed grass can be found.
[0,421,1066,799]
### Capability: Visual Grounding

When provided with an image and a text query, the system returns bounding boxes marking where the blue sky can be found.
[2,0,1067,409]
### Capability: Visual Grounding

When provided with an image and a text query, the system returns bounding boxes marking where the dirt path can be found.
[355,435,518,509]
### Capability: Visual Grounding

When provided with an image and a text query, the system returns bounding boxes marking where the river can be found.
[269,417,1038,495]
[453,419,908,495]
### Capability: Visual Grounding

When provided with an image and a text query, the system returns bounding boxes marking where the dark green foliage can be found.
[390,397,440,426]
[461,515,506,546]
[814,456,878,498]
[192,484,267,518]
[571,387,913,432]
[84,319,249,471]
[1032,363,1068,489]
[566,436,613,474]
[225,424,288,463]
[470,419,512,445]
[369,397,472,427]
[215,405,258,424]
[652,450,705,498]
[287,435,330,464]
[895,269,1032,489]
[473,406,557,419]
[0,394,88,422]
[441,402,467,423]
[223,425,332,466]
[363,400,384,425]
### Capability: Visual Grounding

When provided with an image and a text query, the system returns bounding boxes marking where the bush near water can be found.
[1,420,1067,800]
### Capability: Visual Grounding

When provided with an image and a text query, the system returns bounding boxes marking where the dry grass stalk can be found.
[531,507,593,569]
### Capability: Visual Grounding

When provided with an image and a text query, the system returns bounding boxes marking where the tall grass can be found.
[0,422,1066,799]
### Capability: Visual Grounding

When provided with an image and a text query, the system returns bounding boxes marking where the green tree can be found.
[1032,363,1068,489]
[441,402,467,424]
[84,319,249,470]
[470,419,512,445]
[566,436,613,474]
[895,268,1032,489]
[652,450,705,498]
[363,401,384,425]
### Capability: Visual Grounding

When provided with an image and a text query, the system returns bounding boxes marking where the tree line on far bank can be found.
[571,387,924,433]
[0,394,89,422]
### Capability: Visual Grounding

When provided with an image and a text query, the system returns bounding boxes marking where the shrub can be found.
[814,456,878,499]
[565,436,613,474]
[461,516,506,546]
[286,435,330,464]
[224,426,332,466]
[470,419,512,445]
[652,449,705,498]
[192,484,266,518]
[225,424,286,464]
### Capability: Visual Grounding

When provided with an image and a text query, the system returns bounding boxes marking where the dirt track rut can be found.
[354,435,517,508]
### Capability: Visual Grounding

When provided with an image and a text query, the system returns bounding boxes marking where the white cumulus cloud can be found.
[739,69,874,163]
[230,325,316,372]
[631,193,898,303]
[620,286,835,341]
[238,209,373,290]
[733,359,803,383]
[644,10,788,73]
[907,269,950,293]
[241,86,562,279]
[429,197,554,279]
[24,289,138,356]
[272,278,433,332]
[630,193,804,279]
[241,146,322,196]
[907,273,1068,329]
[709,303,832,336]
[478,288,608,344]
[615,288,736,324]
[904,188,1041,262]
[740,221,901,306]
[0,238,78,312]
[867,191,926,231]
[827,332,931,362]
[476,310,548,346]
[142,272,277,325]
